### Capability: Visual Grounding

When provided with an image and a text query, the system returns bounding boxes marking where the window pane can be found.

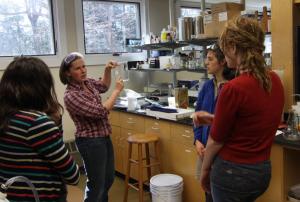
[181,7,201,17]
[82,0,141,54]
[0,0,55,56]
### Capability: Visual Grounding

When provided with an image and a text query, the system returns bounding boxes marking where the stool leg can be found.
[138,143,144,202]
[154,141,162,173]
[123,143,132,202]
[145,143,151,182]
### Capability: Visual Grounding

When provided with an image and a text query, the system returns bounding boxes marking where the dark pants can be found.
[205,192,213,202]
[210,156,271,202]
[76,136,115,202]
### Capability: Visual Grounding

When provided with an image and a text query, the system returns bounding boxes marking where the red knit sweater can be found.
[210,71,284,164]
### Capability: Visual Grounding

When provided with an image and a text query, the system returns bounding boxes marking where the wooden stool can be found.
[123,133,161,202]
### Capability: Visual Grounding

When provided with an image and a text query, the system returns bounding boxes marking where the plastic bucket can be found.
[150,174,183,202]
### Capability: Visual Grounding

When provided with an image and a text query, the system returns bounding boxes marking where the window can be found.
[82,0,141,54]
[180,7,201,17]
[0,0,55,56]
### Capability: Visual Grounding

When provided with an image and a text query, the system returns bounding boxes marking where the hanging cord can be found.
[1,176,40,202]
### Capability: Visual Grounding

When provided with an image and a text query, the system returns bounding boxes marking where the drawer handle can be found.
[151,126,160,130]
[184,130,191,133]
[185,149,192,153]
[127,121,135,124]
[154,122,159,126]
[127,132,132,135]
[182,134,191,138]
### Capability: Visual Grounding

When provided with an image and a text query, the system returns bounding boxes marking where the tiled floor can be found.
[76,174,152,202]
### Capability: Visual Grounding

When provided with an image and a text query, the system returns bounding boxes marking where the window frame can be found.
[0,0,68,69]
[75,0,147,66]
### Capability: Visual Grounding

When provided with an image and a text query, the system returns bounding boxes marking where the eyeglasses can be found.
[64,52,83,65]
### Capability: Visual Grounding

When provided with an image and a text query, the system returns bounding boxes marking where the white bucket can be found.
[150,174,183,202]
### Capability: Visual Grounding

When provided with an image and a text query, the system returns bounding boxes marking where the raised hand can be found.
[106,60,118,70]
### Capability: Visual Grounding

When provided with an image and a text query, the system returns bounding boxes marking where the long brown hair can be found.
[0,57,63,132]
[219,16,271,92]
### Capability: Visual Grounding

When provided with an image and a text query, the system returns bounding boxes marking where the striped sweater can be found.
[0,110,80,202]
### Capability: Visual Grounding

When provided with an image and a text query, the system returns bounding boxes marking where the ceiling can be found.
[180,0,271,11]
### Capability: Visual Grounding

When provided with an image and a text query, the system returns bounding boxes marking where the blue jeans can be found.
[76,136,115,202]
[210,156,271,202]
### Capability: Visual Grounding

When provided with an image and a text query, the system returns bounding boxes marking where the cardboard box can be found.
[204,2,243,37]
[211,2,244,14]
[203,14,217,37]
[204,3,243,37]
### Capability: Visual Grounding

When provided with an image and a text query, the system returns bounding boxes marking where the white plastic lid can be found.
[150,174,183,187]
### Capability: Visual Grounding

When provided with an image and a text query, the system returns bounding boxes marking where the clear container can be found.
[283,109,300,141]
[115,61,129,82]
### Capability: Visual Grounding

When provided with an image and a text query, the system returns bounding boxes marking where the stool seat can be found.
[127,133,159,144]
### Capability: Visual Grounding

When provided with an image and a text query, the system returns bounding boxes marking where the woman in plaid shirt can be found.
[59,52,124,202]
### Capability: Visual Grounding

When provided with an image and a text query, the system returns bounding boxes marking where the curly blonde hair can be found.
[219,16,271,92]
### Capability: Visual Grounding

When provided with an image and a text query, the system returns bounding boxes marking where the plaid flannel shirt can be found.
[64,78,111,138]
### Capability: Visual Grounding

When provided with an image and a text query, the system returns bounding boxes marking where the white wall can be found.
[148,0,170,35]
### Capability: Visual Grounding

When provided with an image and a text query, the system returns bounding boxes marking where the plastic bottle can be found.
[161,28,167,43]
[168,84,173,97]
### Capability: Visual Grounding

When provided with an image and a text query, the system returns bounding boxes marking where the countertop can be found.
[112,107,194,126]
[113,108,300,150]
[274,134,300,150]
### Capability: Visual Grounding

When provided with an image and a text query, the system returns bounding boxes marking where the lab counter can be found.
[110,108,300,202]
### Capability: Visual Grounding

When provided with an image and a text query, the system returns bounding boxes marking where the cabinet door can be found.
[111,125,123,173]
[171,123,194,147]
[120,112,145,132]
[109,111,120,126]
[145,118,170,173]
[170,141,205,202]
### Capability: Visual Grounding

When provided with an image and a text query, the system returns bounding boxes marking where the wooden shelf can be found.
[295,0,300,4]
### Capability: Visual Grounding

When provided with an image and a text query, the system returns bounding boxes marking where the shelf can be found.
[295,0,300,4]
[185,37,218,46]
[129,68,207,74]
[132,42,188,50]
[131,37,218,51]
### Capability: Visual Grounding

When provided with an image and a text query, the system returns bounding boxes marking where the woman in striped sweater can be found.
[0,57,80,202]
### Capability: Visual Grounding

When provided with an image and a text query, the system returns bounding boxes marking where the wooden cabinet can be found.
[110,111,146,180]
[111,111,300,202]
[109,111,123,172]
[110,111,206,201]
[169,123,205,202]
[109,110,120,126]
[120,112,145,133]
[111,125,123,172]
[256,144,284,202]
[145,118,171,173]
[170,123,194,147]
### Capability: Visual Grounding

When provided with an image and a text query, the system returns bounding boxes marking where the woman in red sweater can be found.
[195,16,285,202]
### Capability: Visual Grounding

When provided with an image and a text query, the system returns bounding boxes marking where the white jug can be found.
[127,97,137,111]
